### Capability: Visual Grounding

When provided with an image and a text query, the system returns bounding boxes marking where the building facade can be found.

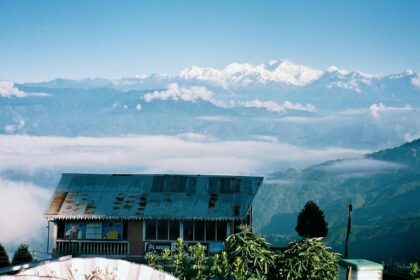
[44,173,263,259]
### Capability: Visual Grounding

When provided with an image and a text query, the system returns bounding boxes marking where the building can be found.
[44,173,263,260]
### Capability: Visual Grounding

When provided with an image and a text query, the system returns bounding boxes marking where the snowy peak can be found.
[179,60,323,87]
[321,66,378,92]
[20,59,419,92]
[327,66,349,76]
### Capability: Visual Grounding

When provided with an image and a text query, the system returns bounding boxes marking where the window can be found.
[158,220,168,240]
[146,220,156,240]
[184,221,194,241]
[195,221,205,241]
[169,221,180,240]
[217,222,227,241]
[206,221,216,241]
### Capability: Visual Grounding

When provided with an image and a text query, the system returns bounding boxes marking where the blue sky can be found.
[0,0,419,82]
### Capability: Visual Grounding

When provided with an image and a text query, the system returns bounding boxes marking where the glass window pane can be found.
[195,221,205,241]
[206,221,216,241]
[184,221,194,241]
[146,220,156,240]
[217,222,227,241]
[169,221,180,240]
[157,220,168,240]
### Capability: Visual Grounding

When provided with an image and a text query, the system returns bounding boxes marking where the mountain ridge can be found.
[15,59,419,91]
[253,139,420,260]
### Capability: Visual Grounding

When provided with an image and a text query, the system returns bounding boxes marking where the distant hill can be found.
[254,139,420,261]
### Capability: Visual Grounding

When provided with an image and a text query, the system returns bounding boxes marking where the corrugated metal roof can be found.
[44,173,263,221]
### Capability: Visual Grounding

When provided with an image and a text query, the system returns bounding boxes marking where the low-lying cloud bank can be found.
[0,134,368,175]
[0,134,368,249]
[0,80,27,97]
[0,177,51,245]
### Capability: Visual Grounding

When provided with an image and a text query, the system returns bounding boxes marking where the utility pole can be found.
[46,221,50,254]
[344,201,352,258]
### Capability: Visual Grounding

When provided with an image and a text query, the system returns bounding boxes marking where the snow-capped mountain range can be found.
[20,59,420,91]
[2,59,420,151]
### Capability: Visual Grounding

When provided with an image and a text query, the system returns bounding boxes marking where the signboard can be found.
[64,223,86,239]
[102,221,123,240]
[86,223,103,239]
[209,242,224,253]
[145,242,173,253]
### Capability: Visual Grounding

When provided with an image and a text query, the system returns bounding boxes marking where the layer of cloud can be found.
[0,177,51,245]
[144,83,215,103]
[323,158,405,171]
[412,74,420,88]
[369,103,412,119]
[0,80,28,97]
[317,158,406,179]
[404,132,420,142]
[242,99,315,113]
[197,115,232,122]
[4,117,25,134]
[0,134,368,175]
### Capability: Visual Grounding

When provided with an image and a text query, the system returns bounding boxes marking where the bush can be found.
[145,238,210,280]
[0,243,10,268]
[295,200,328,238]
[272,237,339,280]
[12,244,33,265]
[410,262,420,280]
[146,227,276,280]
[225,224,275,280]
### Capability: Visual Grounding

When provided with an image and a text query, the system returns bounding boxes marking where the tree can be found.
[12,244,33,265]
[0,243,10,268]
[295,200,328,238]
[409,262,420,280]
[225,224,275,280]
[271,237,339,280]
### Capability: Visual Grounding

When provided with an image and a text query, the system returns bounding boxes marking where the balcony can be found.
[55,239,130,257]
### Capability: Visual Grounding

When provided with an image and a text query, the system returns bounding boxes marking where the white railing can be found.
[55,240,129,257]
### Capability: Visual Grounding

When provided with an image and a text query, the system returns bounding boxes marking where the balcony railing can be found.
[55,239,130,257]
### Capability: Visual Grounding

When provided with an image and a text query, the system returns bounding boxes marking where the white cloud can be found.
[369,103,412,118]
[0,80,28,98]
[412,74,420,88]
[0,134,367,175]
[144,83,215,103]
[252,135,278,143]
[319,158,406,178]
[4,117,25,134]
[403,132,420,142]
[242,99,315,113]
[197,115,232,122]
[136,104,142,111]
[322,158,405,171]
[0,177,51,246]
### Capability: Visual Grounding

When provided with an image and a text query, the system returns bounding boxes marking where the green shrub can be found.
[225,224,275,280]
[273,237,339,280]
[145,238,210,280]
[409,262,420,280]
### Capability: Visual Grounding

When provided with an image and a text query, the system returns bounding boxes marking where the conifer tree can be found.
[295,200,328,238]
[0,243,10,268]
[12,244,33,265]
